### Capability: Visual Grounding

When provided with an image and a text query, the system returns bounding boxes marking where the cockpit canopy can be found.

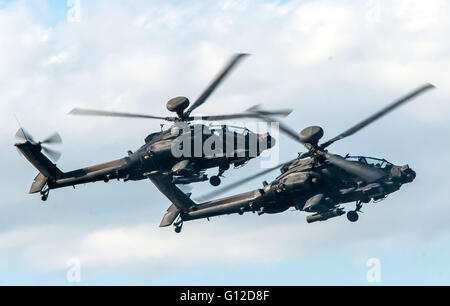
[145,123,259,144]
[145,132,161,144]
[345,156,393,169]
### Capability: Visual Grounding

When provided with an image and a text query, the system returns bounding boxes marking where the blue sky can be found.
[0,0,67,25]
[0,0,449,285]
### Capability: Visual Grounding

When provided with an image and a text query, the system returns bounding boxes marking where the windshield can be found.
[145,132,160,143]
[345,156,393,169]
[209,124,250,134]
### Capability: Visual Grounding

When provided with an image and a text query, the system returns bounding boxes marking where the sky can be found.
[0,0,449,285]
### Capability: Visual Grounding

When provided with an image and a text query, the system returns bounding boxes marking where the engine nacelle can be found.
[172,160,195,176]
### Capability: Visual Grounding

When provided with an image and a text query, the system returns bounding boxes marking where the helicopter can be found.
[146,83,435,233]
[15,54,290,201]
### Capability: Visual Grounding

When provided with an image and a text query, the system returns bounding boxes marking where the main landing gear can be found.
[347,211,359,222]
[209,164,230,187]
[209,176,221,187]
[347,201,363,223]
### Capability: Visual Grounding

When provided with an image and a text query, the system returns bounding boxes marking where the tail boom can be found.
[16,141,132,194]
[181,190,263,222]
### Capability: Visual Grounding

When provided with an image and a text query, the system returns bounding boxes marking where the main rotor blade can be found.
[68,108,175,121]
[246,105,293,117]
[16,147,24,158]
[15,128,35,143]
[321,83,436,149]
[42,132,63,145]
[195,159,297,202]
[196,109,292,121]
[42,146,62,163]
[259,116,302,144]
[325,153,386,183]
[184,53,249,117]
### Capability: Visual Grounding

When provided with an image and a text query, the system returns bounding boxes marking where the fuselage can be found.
[180,155,416,222]
[39,123,274,191]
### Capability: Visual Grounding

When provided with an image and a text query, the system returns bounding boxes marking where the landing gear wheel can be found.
[40,189,49,202]
[347,211,359,223]
[210,176,221,187]
[174,220,183,234]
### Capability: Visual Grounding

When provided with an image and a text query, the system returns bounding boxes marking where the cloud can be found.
[1,215,428,274]
[1,0,448,136]
[44,51,70,66]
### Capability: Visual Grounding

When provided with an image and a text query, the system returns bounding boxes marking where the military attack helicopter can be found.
[150,83,434,233]
[15,54,290,201]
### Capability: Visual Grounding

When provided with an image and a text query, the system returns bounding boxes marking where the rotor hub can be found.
[299,126,324,145]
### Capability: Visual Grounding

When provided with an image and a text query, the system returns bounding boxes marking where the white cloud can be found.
[282,1,358,67]
[1,0,448,139]
[2,216,425,272]
[44,51,70,65]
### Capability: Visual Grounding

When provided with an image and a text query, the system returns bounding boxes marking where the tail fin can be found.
[16,142,63,193]
[159,204,181,227]
[29,173,48,194]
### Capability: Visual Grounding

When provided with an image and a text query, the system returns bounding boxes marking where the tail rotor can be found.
[15,128,63,163]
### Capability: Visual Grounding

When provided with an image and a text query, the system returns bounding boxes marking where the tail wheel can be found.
[40,188,50,202]
[174,220,183,234]
[347,211,359,222]
[41,189,50,202]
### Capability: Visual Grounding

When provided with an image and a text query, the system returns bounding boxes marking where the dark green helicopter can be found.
[15,54,290,201]
[149,84,434,233]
